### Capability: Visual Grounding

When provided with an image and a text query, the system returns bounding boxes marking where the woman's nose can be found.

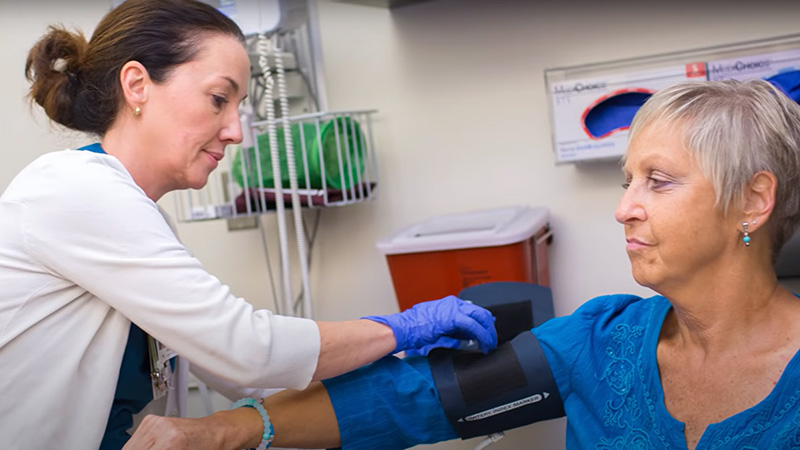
[221,110,244,145]
[614,182,645,224]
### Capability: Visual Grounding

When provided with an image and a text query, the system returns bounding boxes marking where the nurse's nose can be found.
[221,109,244,145]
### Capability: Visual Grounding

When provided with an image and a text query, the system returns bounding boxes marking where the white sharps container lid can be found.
[376,206,549,255]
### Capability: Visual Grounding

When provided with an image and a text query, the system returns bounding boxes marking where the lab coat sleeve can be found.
[20,153,320,390]
[189,360,283,402]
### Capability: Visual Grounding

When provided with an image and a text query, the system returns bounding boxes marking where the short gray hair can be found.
[628,79,800,258]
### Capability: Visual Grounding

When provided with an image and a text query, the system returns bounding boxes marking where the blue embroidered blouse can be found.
[323,294,800,450]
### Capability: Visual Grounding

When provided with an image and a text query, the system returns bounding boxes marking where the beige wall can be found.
[5,0,800,448]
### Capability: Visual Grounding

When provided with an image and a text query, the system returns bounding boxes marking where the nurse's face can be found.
[143,33,250,194]
[614,121,739,293]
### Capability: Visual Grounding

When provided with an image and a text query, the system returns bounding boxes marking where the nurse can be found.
[0,0,497,449]
[127,78,800,450]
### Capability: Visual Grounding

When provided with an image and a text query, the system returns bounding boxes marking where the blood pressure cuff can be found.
[429,330,565,439]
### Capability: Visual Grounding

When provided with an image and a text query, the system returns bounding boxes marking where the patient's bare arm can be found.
[267,381,341,448]
[122,382,339,450]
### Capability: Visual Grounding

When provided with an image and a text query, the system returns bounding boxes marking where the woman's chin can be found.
[630,267,659,291]
[186,173,212,191]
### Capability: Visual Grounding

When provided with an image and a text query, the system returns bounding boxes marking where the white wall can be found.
[5,0,800,449]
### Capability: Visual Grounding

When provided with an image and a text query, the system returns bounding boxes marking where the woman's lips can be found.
[203,150,223,167]
[626,238,651,251]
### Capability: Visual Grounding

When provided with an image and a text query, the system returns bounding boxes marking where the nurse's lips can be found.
[204,150,224,164]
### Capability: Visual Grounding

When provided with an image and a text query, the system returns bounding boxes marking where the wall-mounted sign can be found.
[546,34,800,164]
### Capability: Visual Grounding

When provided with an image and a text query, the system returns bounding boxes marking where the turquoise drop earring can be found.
[742,222,750,247]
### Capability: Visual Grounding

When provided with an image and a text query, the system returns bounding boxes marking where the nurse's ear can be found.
[119,60,150,116]
[743,170,777,233]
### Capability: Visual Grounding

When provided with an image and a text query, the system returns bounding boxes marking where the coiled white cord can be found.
[273,37,313,318]
[258,33,294,312]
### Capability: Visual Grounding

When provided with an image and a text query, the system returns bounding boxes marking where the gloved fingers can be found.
[460,301,497,335]
[457,300,497,353]
[449,313,497,354]
[419,296,497,354]
[404,336,460,357]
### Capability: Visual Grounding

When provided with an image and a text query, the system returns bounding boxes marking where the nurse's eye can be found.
[212,95,229,109]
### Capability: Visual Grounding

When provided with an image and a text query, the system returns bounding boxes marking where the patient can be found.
[124,79,800,450]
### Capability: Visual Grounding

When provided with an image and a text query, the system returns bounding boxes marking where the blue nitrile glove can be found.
[403,336,461,357]
[363,295,497,355]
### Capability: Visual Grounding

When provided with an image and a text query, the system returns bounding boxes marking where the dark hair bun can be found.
[25,26,88,130]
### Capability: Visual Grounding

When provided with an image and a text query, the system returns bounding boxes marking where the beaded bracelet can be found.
[231,397,274,450]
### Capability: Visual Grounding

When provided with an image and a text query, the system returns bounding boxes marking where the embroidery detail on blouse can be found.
[597,429,651,450]
[598,324,651,449]
[771,404,800,449]
[703,391,800,450]
[769,392,800,450]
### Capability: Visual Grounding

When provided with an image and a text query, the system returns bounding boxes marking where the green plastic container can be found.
[232,117,365,190]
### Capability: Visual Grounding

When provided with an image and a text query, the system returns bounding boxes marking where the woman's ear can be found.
[119,60,149,113]
[744,170,777,232]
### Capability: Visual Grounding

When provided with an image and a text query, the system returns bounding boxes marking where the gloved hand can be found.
[363,295,497,355]
[403,336,460,357]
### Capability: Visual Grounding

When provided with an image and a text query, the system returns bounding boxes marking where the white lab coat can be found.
[0,150,319,449]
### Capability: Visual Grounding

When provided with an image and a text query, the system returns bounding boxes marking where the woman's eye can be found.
[621,182,631,190]
[647,177,670,189]
[212,95,228,108]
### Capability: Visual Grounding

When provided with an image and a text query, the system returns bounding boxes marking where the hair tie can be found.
[52,57,68,73]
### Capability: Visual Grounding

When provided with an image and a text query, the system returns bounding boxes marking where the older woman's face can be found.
[142,33,250,192]
[615,121,738,292]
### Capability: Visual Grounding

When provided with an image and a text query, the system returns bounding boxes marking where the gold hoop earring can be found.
[133,106,141,117]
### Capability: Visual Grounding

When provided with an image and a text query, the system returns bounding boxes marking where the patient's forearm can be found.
[239,356,455,450]
[266,382,341,449]
[123,383,339,450]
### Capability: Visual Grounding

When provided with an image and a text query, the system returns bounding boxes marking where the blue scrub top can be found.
[100,323,154,450]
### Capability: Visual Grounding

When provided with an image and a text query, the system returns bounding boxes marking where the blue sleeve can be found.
[532,294,643,403]
[321,355,458,450]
